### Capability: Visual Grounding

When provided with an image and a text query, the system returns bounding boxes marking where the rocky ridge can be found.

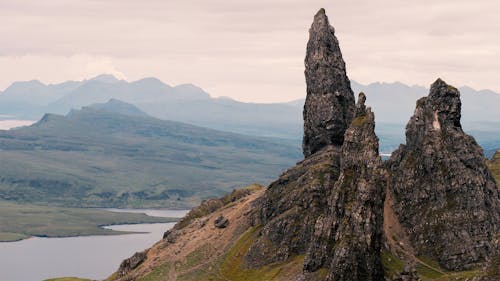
[108,8,499,281]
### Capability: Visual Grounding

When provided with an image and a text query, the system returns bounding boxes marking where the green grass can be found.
[180,244,214,271]
[218,226,304,281]
[487,151,500,186]
[381,250,405,277]
[0,200,177,242]
[415,256,483,281]
[137,262,170,281]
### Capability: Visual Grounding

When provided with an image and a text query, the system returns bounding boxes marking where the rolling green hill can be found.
[0,100,301,208]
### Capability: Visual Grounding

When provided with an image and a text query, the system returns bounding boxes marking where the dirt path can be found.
[383,185,448,276]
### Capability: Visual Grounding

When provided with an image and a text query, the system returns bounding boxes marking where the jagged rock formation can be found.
[245,10,360,275]
[246,10,385,281]
[107,8,500,281]
[302,8,355,157]
[388,79,500,271]
[302,93,386,280]
[247,145,342,269]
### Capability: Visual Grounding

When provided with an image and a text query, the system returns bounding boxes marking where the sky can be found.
[0,0,499,103]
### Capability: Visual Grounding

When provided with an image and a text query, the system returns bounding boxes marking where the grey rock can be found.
[304,93,386,280]
[246,10,384,281]
[387,78,500,270]
[302,8,356,157]
[117,250,148,277]
[214,215,229,228]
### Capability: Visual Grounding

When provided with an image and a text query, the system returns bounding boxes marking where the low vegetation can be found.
[0,105,300,209]
[0,200,176,242]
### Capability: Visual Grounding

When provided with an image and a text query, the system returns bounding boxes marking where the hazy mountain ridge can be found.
[2,75,500,155]
[0,100,301,208]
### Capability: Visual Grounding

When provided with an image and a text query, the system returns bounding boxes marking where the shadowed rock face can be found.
[245,10,384,280]
[388,78,500,271]
[303,8,355,157]
[303,93,386,281]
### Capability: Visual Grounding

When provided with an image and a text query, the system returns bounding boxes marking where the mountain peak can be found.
[89,74,121,83]
[85,99,149,118]
[302,8,355,157]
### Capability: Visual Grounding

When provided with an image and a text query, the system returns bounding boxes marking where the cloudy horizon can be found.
[1,0,499,102]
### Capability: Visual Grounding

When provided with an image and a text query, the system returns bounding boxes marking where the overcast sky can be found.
[0,0,499,102]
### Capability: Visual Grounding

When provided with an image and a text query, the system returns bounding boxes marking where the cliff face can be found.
[303,93,386,280]
[302,8,355,157]
[246,10,385,279]
[388,79,500,271]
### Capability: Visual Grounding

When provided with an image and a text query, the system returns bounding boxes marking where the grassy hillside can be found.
[0,101,301,208]
[0,200,176,242]
[487,150,500,185]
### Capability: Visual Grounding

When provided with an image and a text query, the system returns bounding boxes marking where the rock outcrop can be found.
[117,250,148,278]
[388,78,500,270]
[245,11,385,281]
[303,8,355,157]
[214,215,229,228]
[108,8,500,281]
[246,10,359,274]
[303,93,386,280]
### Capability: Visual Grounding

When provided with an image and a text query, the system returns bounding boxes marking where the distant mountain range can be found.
[1,74,500,156]
[0,100,301,208]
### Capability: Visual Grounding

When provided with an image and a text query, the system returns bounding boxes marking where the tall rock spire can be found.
[302,8,356,157]
[304,93,386,280]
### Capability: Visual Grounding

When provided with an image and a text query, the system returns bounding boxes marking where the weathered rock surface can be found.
[246,9,384,280]
[393,265,419,281]
[117,250,148,278]
[248,93,385,281]
[302,8,355,157]
[214,215,229,228]
[303,93,386,280]
[247,145,342,268]
[388,78,500,271]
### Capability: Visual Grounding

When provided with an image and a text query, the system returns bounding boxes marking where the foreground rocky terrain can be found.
[106,8,499,281]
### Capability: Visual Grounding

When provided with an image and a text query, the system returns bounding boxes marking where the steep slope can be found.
[387,79,500,271]
[0,100,300,208]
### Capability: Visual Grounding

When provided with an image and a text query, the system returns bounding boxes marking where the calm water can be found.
[0,209,188,281]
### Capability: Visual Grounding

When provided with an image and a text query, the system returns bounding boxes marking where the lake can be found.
[0,209,188,281]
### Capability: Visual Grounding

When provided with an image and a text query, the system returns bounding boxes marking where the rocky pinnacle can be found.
[304,93,386,280]
[302,8,356,157]
[388,78,500,270]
